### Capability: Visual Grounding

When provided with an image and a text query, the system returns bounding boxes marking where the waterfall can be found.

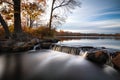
[51,44,110,57]
[33,44,41,51]
[82,51,88,58]
[51,45,91,56]
[61,46,71,53]
[69,47,80,55]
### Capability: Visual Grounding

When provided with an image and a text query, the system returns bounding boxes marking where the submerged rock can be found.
[86,50,109,65]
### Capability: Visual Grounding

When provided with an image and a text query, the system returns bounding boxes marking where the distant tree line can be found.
[56,30,120,37]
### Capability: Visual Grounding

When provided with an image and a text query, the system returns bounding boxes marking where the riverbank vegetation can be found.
[0,0,80,52]
[0,0,80,40]
[0,25,56,40]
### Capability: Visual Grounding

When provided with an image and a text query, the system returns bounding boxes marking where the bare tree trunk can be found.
[13,0,23,34]
[29,17,34,28]
[48,0,55,30]
[0,14,11,39]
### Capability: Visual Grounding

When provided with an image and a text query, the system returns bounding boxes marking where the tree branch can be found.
[53,0,71,10]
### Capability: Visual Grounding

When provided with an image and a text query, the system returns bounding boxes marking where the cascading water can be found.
[34,44,41,50]
[51,44,95,57]
[32,44,41,51]
[51,44,120,59]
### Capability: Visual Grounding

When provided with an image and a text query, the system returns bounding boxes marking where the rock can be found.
[42,39,60,43]
[14,42,25,47]
[12,42,25,52]
[30,39,39,45]
[79,46,95,52]
[51,39,60,43]
[0,38,41,52]
[112,52,120,71]
[86,50,109,65]
[0,40,15,52]
[41,42,52,49]
[0,46,12,52]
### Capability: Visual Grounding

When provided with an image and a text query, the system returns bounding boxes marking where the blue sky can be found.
[58,0,120,34]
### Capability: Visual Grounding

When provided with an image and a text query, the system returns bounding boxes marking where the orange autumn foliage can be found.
[0,25,56,39]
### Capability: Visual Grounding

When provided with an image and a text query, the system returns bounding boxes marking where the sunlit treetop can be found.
[0,0,46,25]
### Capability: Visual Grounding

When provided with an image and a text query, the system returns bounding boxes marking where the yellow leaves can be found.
[9,24,14,33]
[5,16,11,20]
[30,3,38,10]
[21,1,46,23]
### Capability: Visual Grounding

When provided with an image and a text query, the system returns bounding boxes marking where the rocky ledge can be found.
[0,38,59,53]
[0,39,39,52]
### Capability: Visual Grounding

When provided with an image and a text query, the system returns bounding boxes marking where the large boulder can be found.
[86,50,109,65]
[112,52,120,71]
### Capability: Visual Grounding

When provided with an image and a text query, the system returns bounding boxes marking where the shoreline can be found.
[0,38,59,53]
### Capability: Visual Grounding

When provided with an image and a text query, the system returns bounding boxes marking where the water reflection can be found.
[57,38,120,50]
[0,50,120,80]
[0,54,23,80]
[57,36,120,41]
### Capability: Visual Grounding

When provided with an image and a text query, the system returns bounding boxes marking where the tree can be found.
[21,0,46,28]
[13,0,23,34]
[0,13,11,38]
[0,0,22,38]
[0,0,12,38]
[48,0,81,30]
[0,0,46,39]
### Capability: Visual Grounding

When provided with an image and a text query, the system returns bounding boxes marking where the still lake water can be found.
[56,36,120,50]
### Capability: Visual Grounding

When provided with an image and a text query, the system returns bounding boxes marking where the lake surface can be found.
[56,36,120,50]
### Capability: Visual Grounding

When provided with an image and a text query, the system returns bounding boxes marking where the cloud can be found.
[60,19,120,33]
[58,0,120,33]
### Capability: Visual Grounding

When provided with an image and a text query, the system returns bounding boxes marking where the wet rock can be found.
[0,40,14,52]
[12,42,26,52]
[0,38,41,52]
[12,39,39,52]
[52,39,60,43]
[0,46,13,52]
[41,42,52,49]
[42,39,60,43]
[30,38,40,45]
[86,50,109,65]
[112,52,120,71]
[79,46,95,52]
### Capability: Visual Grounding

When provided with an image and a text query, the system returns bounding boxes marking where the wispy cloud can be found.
[59,0,120,33]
